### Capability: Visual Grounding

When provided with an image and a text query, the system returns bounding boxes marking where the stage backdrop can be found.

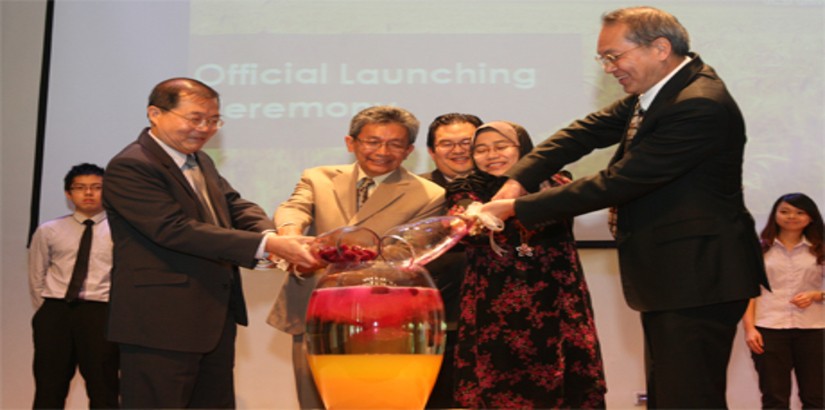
[37,0,824,241]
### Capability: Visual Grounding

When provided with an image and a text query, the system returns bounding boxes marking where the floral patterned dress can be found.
[446,171,606,409]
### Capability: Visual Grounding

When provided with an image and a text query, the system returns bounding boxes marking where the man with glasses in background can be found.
[103,77,318,408]
[421,113,482,186]
[480,7,768,408]
[267,105,445,409]
[420,112,481,409]
[29,163,119,409]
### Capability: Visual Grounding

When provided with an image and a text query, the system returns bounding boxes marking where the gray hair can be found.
[602,6,690,56]
[349,106,420,145]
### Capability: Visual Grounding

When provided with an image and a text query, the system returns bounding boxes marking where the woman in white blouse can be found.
[742,192,824,409]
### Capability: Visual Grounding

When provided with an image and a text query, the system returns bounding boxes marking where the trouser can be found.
[119,313,237,409]
[425,328,457,409]
[641,299,748,409]
[752,327,824,409]
[32,298,120,409]
[292,334,324,409]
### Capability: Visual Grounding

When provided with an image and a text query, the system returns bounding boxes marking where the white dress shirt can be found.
[754,238,825,329]
[28,211,113,308]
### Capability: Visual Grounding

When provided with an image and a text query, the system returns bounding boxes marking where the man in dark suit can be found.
[103,77,317,408]
[481,7,768,409]
[420,112,481,409]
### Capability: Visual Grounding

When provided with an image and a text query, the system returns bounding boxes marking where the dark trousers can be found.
[425,328,457,409]
[752,327,824,409]
[32,298,120,409]
[641,299,748,409]
[119,313,237,409]
[291,334,324,409]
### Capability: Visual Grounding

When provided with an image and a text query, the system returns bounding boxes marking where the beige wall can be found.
[1,1,775,409]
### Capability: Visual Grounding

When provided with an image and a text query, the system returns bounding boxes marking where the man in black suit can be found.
[420,113,481,409]
[103,77,317,408]
[481,7,768,409]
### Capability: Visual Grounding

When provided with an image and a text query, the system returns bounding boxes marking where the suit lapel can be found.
[136,131,226,227]
[332,165,358,223]
[193,151,230,228]
[138,131,195,200]
[607,97,639,166]
[608,54,705,164]
[351,168,408,226]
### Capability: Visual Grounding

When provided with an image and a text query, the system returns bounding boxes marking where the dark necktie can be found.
[356,177,374,210]
[608,103,644,238]
[65,219,94,302]
[184,154,219,224]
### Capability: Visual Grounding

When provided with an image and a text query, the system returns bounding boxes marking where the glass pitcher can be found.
[304,216,469,409]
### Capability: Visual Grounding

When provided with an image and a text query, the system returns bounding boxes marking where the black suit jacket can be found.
[103,128,275,353]
[509,55,768,312]
[419,169,450,189]
[420,168,466,325]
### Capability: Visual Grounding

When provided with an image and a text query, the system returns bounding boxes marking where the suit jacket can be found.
[508,55,768,312]
[267,163,445,334]
[419,168,450,188]
[103,128,275,353]
[419,168,467,325]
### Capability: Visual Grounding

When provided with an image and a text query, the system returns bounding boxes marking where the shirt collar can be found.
[73,211,106,224]
[772,236,812,250]
[638,55,693,111]
[148,130,189,169]
[355,164,393,185]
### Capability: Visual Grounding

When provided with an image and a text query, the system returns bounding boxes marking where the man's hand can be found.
[492,178,527,200]
[480,199,516,222]
[265,234,318,269]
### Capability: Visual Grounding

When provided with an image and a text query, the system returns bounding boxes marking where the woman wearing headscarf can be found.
[446,121,606,409]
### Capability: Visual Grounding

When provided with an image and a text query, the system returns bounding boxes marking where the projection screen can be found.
[36,0,824,243]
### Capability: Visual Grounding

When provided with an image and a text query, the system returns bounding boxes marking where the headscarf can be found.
[448,120,536,202]
[471,121,534,162]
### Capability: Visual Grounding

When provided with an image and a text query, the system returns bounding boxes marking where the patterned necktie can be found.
[65,219,94,302]
[356,177,375,210]
[608,103,645,238]
[184,154,219,225]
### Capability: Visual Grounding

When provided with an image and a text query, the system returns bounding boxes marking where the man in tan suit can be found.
[267,105,445,409]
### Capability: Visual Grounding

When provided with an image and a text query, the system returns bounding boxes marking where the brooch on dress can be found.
[516,222,535,257]
[516,242,534,257]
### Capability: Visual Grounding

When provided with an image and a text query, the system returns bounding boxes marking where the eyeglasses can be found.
[69,184,103,192]
[354,137,410,153]
[163,109,225,130]
[595,45,642,68]
[435,139,472,151]
[473,143,519,156]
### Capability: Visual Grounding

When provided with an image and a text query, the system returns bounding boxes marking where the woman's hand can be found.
[744,326,764,354]
[790,290,823,309]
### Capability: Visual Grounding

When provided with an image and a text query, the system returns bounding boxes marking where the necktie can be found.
[356,177,374,210]
[184,154,219,225]
[608,103,645,238]
[65,219,94,302]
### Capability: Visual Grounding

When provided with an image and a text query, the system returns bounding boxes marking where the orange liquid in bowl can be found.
[308,354,442,409]
[305,286,445,409]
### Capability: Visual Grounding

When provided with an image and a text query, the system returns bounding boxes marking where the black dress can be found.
[446,171,606,409]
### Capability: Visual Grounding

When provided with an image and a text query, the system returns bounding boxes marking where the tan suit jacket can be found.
[267,163,445,334]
